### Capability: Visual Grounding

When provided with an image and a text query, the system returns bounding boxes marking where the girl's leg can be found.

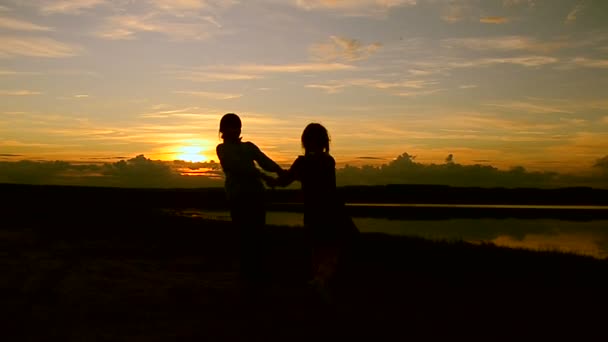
[230,203,251,282]
[313,246,338,284]
[237,199,267,285]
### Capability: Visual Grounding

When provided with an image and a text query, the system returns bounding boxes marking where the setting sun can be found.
[175,145,209,163]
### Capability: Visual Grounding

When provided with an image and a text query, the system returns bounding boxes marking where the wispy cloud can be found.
[565,1,585,24]
[408,69,438,76]
[480,16,509,24]
[39,0,106,14]
[94,1,233,41]
[442,36,567,53]
[0,90,42,96]
[0,16,53,31]
[485,101,574,114]
[310,36,381,62]
[0,139,53,147]
[306,83,345,94]
[232,63,356,73]
[441,1,475,23]
[343,78,435,89]
[96,14,157,40]
[545,132,608,165]
[306,78,439,95]
[396,88,442,97]
[168,69,260,82]
[172,90,242,100]
[48,69,102,78]
[150,0,236,13]
[0,69,39,76]
[559,118,587,126]
[412,112,564,133]
[442,56,558,68]
[413,55,558,72]
[502,0,536,7]
[477,56,558,67]
[96,12,221,41]
[570,57,608,69]
[168,62,355,83]
[140,106,219,119]
[0,36,82,58]
[294,0,417,17]
[150,0,208,11]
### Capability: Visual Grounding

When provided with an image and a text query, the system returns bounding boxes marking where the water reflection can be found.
[491,233,606,259]
[180,210,608,259]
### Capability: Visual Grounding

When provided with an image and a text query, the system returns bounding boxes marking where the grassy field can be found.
[2,206,608,341]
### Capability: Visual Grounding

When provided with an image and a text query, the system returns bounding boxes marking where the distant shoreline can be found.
[2,182,608,204]
[3,182,608,220]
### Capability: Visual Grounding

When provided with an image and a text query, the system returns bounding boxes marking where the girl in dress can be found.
[269,123,359,292]
[216,113,283,285]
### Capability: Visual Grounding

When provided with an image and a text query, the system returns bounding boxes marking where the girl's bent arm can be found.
[216,144,229,171]
[216,144,243,174]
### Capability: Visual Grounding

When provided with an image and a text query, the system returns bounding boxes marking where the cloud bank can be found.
[1,153,607,189]
[337,153,608,188]
[0,155,223,188]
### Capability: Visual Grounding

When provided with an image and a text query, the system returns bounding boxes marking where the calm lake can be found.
[175,204,608,259]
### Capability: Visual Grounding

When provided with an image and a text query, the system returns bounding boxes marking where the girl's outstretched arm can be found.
[274,157,302,187]
[248,142,283,174]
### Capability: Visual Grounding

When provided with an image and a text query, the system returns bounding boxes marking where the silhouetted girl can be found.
[216,113,283,285]
[270,123,359,292]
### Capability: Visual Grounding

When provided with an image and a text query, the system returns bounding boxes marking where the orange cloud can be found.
[40,0,106,14]
[0,17,53,31]
[480,16,509,24]
[565,2,585,24]
[295,0,416,16]
[0,36,82,58]
[0,90,42,96]
[442,36,568,53]
[310,36,382,62]
[234,63,355,73]
[172,90,242,100]
[571,57,608,69]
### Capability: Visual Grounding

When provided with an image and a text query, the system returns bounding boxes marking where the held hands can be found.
[276,168,288,178]
[264,176,279,188]
[260,173,278,188]
[261,167,286,189]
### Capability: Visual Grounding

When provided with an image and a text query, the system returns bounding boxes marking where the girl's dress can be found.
[281,152,359,246]
[280,152,359,287]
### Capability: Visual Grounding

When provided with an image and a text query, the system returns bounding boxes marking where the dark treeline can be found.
[3,183,608,222]
[4,183,608,207]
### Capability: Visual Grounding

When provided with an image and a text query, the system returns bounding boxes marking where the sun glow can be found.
[175,144,210,162]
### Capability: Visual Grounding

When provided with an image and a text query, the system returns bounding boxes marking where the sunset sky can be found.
[1,0,607,173]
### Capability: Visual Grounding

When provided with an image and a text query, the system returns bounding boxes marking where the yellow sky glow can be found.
[1,0,607,175]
